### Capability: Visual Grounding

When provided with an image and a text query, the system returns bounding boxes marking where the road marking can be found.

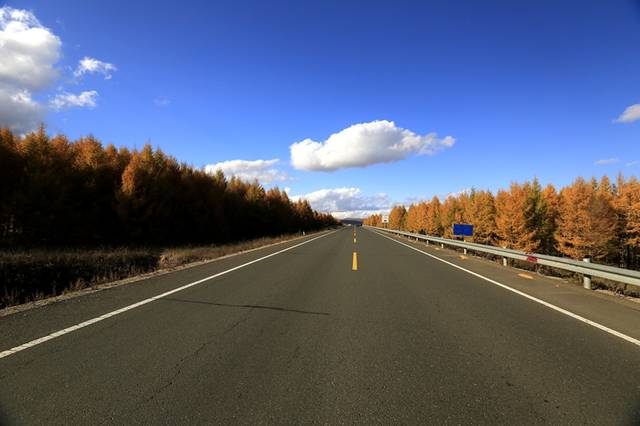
[372,230,640,348]
[0,230,338,360]
[352,252,358,271]
[459,255,468,260]
[354,238,357,244]
[518,273,534,280]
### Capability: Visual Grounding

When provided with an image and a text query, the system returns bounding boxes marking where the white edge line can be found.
[371,229,640,348]
[0,230,339,360]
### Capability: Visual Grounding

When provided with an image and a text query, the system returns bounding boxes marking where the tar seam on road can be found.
[372,229,640,349]
[0,230,339,360]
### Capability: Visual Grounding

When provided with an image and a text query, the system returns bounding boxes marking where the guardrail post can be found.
[502,257,508,267]
[463,248,467,255]
[583,257,592,290]
[440,243,444,249]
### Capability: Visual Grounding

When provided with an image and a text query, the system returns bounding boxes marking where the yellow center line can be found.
[352,252,358,271]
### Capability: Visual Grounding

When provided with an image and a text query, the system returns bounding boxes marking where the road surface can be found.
[1,227,639,424]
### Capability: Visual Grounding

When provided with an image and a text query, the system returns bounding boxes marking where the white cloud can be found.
[74,56,117,80]
[154,97,170,107]
[204,159,289,184]
[290,187,392,219]
[0,7,61,91]
[49,90,98,110]
[0,8,110,132]
[594,158,619,165]
[445,188,472,199]
[615,104,640,123]
[0,85,43,132]
[290,120,455,171]
[0,7,60,132]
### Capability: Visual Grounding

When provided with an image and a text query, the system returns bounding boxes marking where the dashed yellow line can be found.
[352,252,358,271]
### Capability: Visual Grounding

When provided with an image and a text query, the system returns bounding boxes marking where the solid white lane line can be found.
[372,230,640,348]
[0,230,338,360]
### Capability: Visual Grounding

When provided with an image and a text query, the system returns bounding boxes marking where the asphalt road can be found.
[1,227,639,425]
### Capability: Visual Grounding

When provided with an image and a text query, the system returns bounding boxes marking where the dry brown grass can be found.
[157,235,299,269]
[0,232,318,309]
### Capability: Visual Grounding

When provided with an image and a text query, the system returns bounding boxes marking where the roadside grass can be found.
[0,232,315,309]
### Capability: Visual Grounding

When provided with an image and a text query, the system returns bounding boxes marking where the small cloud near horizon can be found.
[204,158,289,185]
[289,187,392,219]
[594,158,620,165]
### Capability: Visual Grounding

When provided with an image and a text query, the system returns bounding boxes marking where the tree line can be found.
[364,177,640,269]
[0,126,337,247]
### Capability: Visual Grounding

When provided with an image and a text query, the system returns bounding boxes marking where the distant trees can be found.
[388,206,407,230]
[363,175,640,270]
[0,127,336,247]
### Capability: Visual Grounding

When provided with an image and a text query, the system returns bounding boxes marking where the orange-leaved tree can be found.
[555,177,617,260]
[388,205,407,230]
[467,190,497,245]
[424,196,443,236]
[494,183,538,252]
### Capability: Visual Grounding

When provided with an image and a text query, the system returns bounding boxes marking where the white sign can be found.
[382,215,389,224]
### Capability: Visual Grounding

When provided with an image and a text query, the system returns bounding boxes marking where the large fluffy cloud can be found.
[290,120,455,171]
[0,7,114,133]
[204,159,289,184]
[290,187,392,219]
[0,7,61,91]
[0,7,60,132]
[615,104,640,123]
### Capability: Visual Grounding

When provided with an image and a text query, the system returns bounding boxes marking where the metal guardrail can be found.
[365,226,640,289]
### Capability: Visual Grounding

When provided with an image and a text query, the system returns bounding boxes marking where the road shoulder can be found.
[368,228,640,344]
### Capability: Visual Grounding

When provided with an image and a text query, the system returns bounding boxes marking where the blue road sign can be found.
[453,223,474,236]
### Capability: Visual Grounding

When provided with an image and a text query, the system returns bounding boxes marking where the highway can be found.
[1,226,639,424]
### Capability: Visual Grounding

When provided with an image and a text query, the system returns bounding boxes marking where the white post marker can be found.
[583,257,592,290]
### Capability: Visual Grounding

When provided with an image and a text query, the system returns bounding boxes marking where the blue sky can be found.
[1,0,639,217]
